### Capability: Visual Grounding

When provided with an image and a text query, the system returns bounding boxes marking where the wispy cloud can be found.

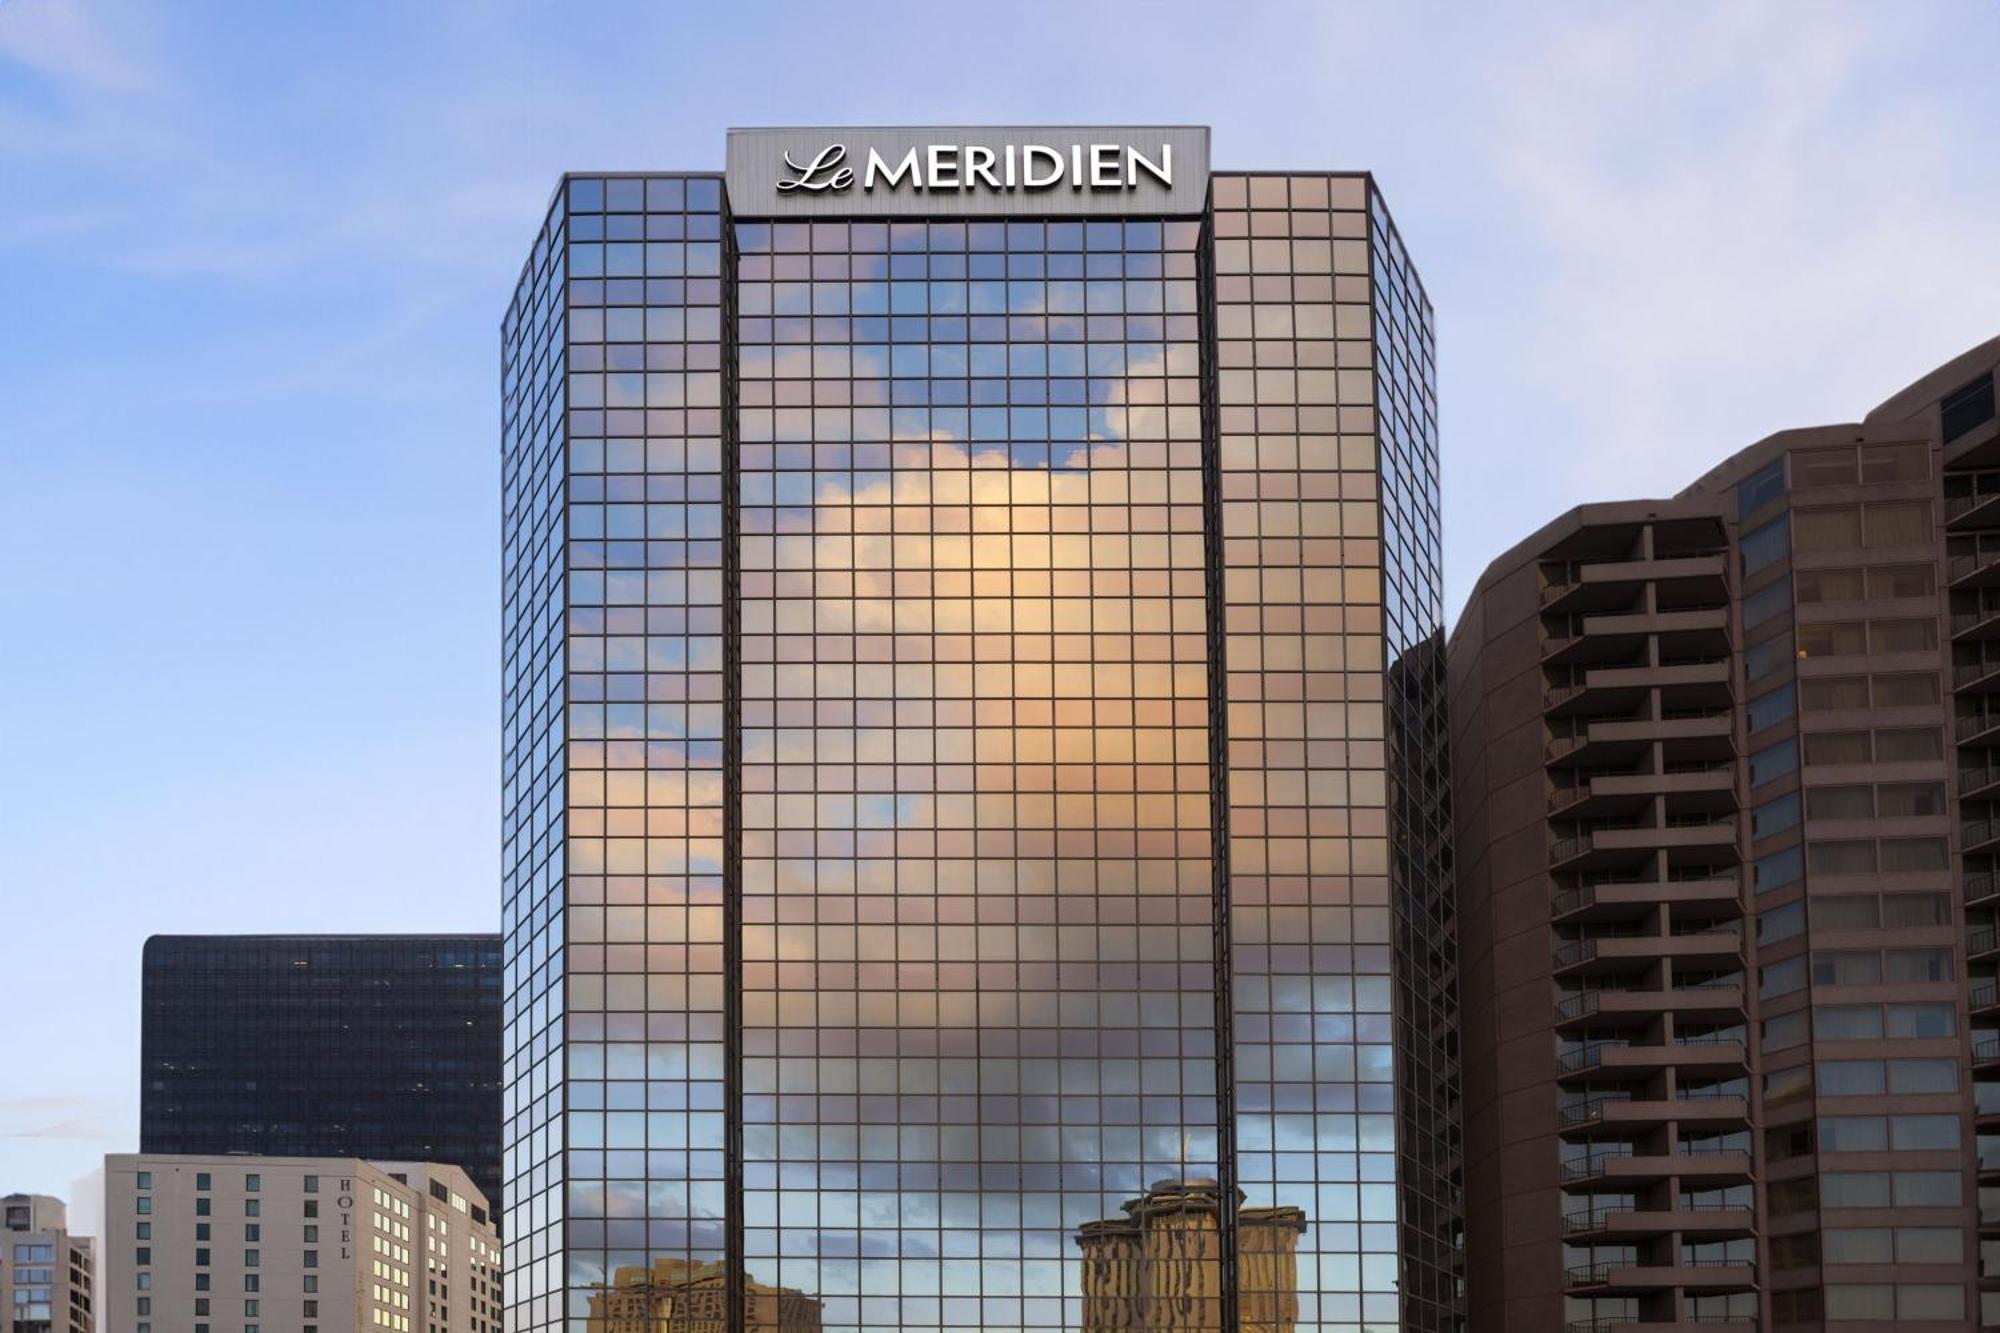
[0,1097,108,1142]
[1488,3,2000,509]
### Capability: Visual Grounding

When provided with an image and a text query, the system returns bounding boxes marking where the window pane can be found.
[1798,622,1866,657]
[1822,1228,1893,1263]
[1792,447,1857,488]
[1802,676,1868,711]
[1875,728,1942,761]
[1869,619,1936,652]
[1888,1059,1957,1094]
[1748,683,1796,734]
[1742,517,1790,575]
[1754,845,1805,893]
[1821,1171,1890,1206]
[1815,1006,1884,1040]
[1808,840,1877,875]
[1751,741,1799,786]
[1813,895,1879,930]
[1860,443,1928,482]
[1794,507,1861,552]
[1867,564,1935,598]
[1798,568,1864,602]
[1876,783,1943,817]
[1818,1060,1886,1095]
[1886,1003,1955,1039]
[1752,793,1801,838]
[1739,458,1786,515]
[1806,785,1873,819]
[1861,501,1932,548]
[1819,1117,1888,1152]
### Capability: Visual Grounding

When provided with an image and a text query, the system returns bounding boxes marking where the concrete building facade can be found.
[0,1193,93,1333]
[1451,336,2000,1331]
[104,1154,501,1333]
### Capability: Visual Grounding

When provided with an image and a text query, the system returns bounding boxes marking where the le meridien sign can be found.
[726,126,1210,219]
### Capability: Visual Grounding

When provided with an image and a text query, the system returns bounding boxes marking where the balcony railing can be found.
[1971,924,1999,956]
[1553,938,1602,968]
[1678,1140,1747,1156]
[1550,784,1592,813]
[1959,714,2000,742]
[1559,1094,1631,1126]
[1556,1040,1631,1074]
[1974,978,2000,1011]
[1562,1258,1634,1285]
[1955,607,2000,638]
[1948,492,2000,523]
[1560,1146,1635,1181]
[1561,1205,1635,1234]
[1554,990,1611,1022]
[1954,550,2000,583]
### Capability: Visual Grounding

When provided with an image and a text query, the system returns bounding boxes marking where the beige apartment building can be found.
[1,1192,94,1333]
[104,1154,500,1333]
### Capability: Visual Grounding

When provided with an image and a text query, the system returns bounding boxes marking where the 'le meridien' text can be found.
[777,143,1175,196]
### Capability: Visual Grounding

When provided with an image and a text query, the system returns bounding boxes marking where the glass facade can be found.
[138,934,505,1210]
[502,138,1458,1333]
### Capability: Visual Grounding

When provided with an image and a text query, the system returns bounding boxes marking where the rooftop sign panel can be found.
[726,125,1210,218]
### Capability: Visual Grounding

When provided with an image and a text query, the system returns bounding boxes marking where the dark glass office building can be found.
[139,933,505,1211]
[500,126,1459,1333]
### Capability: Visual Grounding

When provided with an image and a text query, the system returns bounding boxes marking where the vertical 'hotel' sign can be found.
[726,126,1210,218]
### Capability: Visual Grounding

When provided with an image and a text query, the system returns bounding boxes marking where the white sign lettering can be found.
[775,140,1174,197]
[733,126,1208,217]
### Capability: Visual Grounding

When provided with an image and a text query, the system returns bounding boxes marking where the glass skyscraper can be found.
[500,126,1458,1333]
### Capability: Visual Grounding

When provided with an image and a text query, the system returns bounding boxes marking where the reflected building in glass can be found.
[500,126,1460,1333]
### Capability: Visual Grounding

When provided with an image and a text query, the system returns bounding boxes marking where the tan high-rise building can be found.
[103,1154,501,1333]
[1073,1180,1305,1332]
[0,1193,94,1333]
[1452,336,2000,1330]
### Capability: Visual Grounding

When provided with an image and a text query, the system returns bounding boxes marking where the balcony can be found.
[1969,873,2000,910]
[1549,714,1737,772]
[1554,930,1742,978]
[1542,606,1731,668]
[1564,1259,1757,1294]
[1560,1312,1752,1320]
[1974,977,2000,1016]
[1552,877,1743,925]
[1550,823,1738,872]
[1561,1202,1754,1239]
[1540,553,1730,617]
[1947,490,2000,531]
[1971,924,2000,962]
[1549,765,1735,820]
[1554,983,1746,1028]
[1964,766,2000,803]
[1952,548,2000,589]
[1973,1035,2000,1071]
[1559,1093,1750,1132]
[1960,713,2000,748]
[1960,657,2000,694]
[1954,605,2000,643]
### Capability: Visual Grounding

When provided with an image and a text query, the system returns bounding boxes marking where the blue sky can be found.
[2,0,1996,1218]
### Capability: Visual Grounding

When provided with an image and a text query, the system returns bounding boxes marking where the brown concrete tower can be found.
[1453,336,2000,1331]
